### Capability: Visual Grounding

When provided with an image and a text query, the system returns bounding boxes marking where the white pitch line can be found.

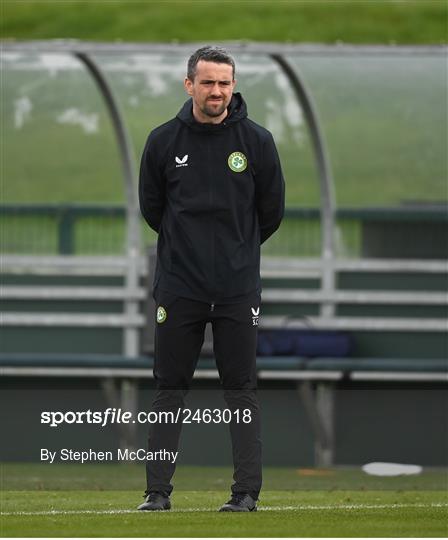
[1,502,447,516]
[260,502,448,512]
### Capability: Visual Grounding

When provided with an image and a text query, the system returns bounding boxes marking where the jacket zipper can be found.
[207,136,216,305]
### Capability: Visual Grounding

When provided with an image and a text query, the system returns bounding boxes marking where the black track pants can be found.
[146,290,262,500]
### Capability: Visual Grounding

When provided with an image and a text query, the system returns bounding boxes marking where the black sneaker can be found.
[137,491,171,511]
[219,493,257,512]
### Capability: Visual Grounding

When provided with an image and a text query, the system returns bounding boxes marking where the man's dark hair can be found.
[187,46,235,81]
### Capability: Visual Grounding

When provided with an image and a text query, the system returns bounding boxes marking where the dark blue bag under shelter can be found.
[257,329,352,358]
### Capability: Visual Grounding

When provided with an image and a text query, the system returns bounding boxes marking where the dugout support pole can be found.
[73,51,141,360]
[298,381,335,467]
[270,54,337,319]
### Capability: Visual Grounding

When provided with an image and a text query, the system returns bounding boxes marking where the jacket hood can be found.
[176,92,247,132]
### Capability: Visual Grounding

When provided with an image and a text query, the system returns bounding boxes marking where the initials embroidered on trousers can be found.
[251,306,259,326]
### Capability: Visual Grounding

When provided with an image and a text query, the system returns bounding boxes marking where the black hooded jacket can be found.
[139,92,285,304]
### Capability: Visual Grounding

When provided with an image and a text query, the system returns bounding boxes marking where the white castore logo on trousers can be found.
[251,307,259,326]
[175,155,189,168]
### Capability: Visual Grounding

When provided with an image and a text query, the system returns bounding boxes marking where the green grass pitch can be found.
[1,464,447,537]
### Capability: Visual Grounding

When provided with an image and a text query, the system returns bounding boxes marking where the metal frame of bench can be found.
[2,255,447,334]
[3,365,446,382]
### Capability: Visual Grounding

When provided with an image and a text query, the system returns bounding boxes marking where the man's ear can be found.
[184,77,193,96]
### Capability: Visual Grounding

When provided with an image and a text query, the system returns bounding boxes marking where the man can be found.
[138,46,285,512]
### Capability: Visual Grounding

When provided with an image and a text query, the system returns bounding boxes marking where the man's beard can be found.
[201,100,227,118]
